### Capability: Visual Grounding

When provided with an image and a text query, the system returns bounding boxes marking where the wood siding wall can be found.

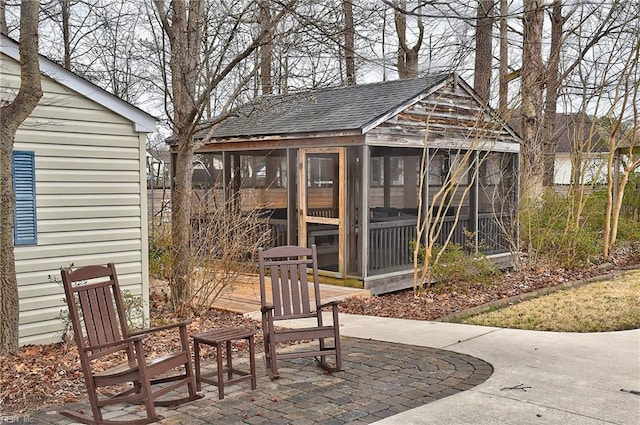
[367,82,518,150]
[2,54,149,346]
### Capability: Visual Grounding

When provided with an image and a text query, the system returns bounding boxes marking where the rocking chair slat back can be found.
[262,247,315,319]
[64,265,129,355]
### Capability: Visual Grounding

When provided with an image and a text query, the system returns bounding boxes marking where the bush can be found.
[150,193,273,312]
[411,239,498,287]
[520,190,602,267]
[149,224,172,280]
[430,242,498,285]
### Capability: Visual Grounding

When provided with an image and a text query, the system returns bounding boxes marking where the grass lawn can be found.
[464,270,640,332]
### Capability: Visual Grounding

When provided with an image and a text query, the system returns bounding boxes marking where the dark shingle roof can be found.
[509,112,608,153]
[209,74,449,140]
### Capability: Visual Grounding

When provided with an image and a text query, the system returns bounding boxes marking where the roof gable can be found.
[209,74,450,140]
[0,35,156,133]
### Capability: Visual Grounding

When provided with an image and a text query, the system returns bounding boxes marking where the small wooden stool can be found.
[192,328,257,400]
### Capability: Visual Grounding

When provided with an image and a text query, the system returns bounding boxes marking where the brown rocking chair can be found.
[258,245,342,379]
[60,263,200,425]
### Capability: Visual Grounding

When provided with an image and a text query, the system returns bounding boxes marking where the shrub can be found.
[520,190,602,267]
[430,242,498,285]
[412,239,498,287]
[149,224,172,280]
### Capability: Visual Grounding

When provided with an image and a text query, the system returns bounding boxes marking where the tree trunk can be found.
[0,0,42,355]
[0,0,8,36]
[343,0,355,85]
[520,0,545,200]
[498,0,508,113]
[542,0,563,187]
[394,0,423,79]
[259,0,273,94]
[170,144,194,308]
[474,0,494,104]
[61,0,71,70]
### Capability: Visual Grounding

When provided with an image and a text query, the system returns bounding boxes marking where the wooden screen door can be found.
[298,147,346,277]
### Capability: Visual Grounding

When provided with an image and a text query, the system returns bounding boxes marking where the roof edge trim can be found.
[1,35,157,133]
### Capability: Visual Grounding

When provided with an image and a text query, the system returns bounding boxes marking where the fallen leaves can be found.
[1,251,637,416]
[339,257,629,321]
[0,293,261,415]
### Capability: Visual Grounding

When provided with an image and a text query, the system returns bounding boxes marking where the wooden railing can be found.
[368,219,416,273]
[263,218,288,248]
[477,214,512,255]
[308,207,337,218]
[367,214,512,275]
[264,213,513,275]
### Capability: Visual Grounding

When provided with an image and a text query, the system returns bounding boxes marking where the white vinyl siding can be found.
[1,52,151,346]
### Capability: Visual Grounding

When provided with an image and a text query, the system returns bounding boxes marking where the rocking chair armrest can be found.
[261,305,275,314]
[130,320,192,336]
[84,334,146,354]
[319,300,341,310]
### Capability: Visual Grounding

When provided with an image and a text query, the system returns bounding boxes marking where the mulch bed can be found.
[1,250,638,415]
[0,293,261,415]
[339,262,617,321]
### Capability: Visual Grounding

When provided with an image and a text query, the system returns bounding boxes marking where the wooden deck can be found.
[207,274,370,318]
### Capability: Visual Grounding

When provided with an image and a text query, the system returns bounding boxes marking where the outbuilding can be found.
[1,35,156,345]
[176,73,520,294]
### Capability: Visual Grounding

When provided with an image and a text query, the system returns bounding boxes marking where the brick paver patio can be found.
[32,337,492,425]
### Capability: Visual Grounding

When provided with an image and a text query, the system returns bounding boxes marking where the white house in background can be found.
[510,112,609,186]
[0,35,156,346]
[552,113,609,186]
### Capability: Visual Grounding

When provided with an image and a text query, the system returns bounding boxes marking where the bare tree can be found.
[520,0,545,200]
[152,0,296,311]
[38,0,110,74]
[0,0,42,355]
[602,42,639,258]
[393,0,424,79]
[343,0,355,84]
[473,0,493,103]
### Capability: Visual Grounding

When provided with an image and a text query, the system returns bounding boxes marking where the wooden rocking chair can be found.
[258,245,342,379]
[60,263,200,425]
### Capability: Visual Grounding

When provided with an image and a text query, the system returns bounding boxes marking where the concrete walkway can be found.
[328,314,640,424]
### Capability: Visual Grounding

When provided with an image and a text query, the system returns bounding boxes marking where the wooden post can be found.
[383,155,391,208]
[361,145,370,278]
[287,149,297,245]
[338,147,346,277]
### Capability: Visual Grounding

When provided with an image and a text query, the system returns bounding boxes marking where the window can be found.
[370,157,383,187]
[370,156,406,187]
[12,151,37,245]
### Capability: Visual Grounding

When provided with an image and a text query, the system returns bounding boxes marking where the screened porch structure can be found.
[179,74,520,294]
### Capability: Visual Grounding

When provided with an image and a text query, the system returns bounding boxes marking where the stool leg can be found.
[194,340,202,392]
[226,340,233,380]
[249,335,256,390]
[216,342,224,400]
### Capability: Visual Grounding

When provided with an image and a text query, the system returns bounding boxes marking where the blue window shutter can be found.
[12,151,37,246]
